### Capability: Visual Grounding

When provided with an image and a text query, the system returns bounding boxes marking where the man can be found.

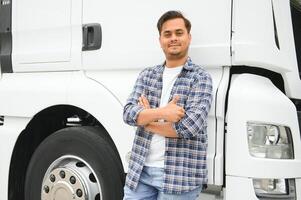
[123,10,213,200]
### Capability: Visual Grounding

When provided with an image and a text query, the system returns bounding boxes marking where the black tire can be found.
[25,126,124,200]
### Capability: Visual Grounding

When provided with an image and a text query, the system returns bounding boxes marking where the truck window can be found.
[291,0,301,79]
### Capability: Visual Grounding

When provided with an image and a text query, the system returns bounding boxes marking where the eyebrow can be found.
[162,29,184,34]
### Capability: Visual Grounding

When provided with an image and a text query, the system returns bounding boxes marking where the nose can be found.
[170,33,178,42]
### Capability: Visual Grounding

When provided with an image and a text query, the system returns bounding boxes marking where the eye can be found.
[176,31,184,36]
[163,32,172,38]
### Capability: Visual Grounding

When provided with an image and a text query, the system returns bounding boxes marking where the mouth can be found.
[168,46,180,50]
[168,44,181,48]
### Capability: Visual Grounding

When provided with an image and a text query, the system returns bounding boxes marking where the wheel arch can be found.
[8,104,123,200]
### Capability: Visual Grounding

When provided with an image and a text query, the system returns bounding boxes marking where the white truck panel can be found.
[297,178,301,199]
[12,0,82,72]
[214,67,231,186]
[82,0,231,70]
[232,0,286,71]
[232,0,301,99]
[0,71,133,171]
[13,0,71,63]
[0,72,70,117]
[226,74,301,178]
[226,176,301,199]
[226,176,266,200]
[273,0,301,99]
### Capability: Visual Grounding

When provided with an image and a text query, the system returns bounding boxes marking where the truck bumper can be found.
[226,176,300,199]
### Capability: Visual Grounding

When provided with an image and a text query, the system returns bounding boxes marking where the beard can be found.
[164,47,189,60]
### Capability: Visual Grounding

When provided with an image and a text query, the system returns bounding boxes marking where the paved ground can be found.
[197,192,223,200]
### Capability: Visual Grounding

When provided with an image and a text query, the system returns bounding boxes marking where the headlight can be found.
[247,123,294,159]
[253,179,296,199]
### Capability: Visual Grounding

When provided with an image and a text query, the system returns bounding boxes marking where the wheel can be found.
[25,126,124,200]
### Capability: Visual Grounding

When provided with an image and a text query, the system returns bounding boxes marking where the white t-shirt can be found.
[144,65,183,167]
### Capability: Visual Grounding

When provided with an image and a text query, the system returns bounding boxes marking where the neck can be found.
[165,55,188,68]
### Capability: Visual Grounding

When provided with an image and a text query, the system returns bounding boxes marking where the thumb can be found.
[170,95,180,104]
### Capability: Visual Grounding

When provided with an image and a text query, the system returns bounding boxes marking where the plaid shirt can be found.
[123,58,213,194]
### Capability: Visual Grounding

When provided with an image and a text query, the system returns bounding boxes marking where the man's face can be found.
[159,18,191,60]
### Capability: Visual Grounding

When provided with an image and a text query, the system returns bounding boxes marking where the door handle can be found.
[82,23,102,51]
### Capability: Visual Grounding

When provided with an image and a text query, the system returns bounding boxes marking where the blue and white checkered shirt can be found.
[123,58,213,194]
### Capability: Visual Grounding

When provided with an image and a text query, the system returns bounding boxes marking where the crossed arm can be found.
[123,71,213,139]
[136,95,185,138]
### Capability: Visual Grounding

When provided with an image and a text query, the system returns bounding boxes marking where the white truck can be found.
[0,0,300,199]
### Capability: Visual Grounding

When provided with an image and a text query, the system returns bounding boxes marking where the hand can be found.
[138,95,150,109]
[162,96,185,122]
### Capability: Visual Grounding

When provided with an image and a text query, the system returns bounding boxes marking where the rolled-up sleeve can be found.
[173,72,213,139]
[123,70,147,126]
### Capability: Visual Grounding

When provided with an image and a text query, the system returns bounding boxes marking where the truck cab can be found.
[0,0,300,199]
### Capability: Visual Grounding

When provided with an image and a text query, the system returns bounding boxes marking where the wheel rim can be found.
[41,155,102,200]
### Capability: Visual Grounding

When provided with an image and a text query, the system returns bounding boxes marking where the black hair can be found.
[157,10,191,34]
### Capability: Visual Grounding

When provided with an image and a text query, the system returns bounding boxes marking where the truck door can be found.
[11,0,82,72]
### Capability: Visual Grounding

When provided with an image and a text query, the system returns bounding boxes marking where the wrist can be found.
[155,107,166,120]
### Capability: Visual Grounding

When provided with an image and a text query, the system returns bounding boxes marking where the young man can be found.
[123,10,213,200]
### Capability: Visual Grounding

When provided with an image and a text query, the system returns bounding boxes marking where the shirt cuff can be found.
[131,105,145,125]
[172,122,184,138]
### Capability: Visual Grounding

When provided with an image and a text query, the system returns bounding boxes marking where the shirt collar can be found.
[155,57,194,73]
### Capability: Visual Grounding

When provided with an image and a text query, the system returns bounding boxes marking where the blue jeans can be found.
[123,166,202,200]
